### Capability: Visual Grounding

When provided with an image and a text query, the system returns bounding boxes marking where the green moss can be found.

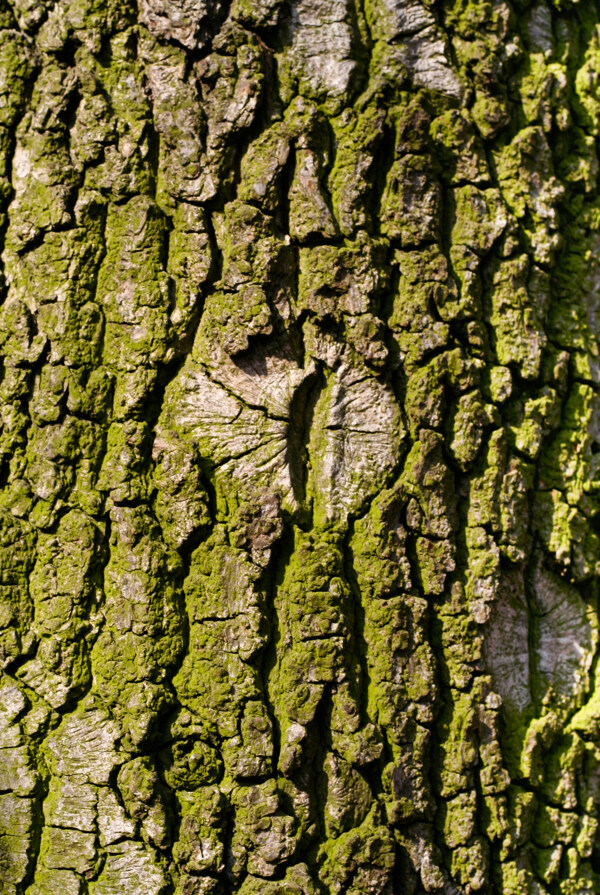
[380,154,442,246]
[238,121,291,214]
[173,787,226,875]
[431,108,489,183]
[328,105,387,236]
[0,32,33,128]
[487,255,546,379]
[449,390,497,470]
[317,805,395,894]
[575,26,600,134]
[452,185,508,256]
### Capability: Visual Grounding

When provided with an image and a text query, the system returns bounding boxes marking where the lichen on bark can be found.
[2,0,600,892]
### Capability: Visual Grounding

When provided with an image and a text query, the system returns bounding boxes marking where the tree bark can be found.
[1,0,600,892]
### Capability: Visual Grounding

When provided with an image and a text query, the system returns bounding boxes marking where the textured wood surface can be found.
[1,0,600,892]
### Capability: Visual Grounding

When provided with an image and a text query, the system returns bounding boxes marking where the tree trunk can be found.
[1,0,600,892]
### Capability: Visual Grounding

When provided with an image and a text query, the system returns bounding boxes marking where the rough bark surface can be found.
[1,0,600,892]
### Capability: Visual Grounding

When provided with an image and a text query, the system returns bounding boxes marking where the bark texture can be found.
[1,0,600,892]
